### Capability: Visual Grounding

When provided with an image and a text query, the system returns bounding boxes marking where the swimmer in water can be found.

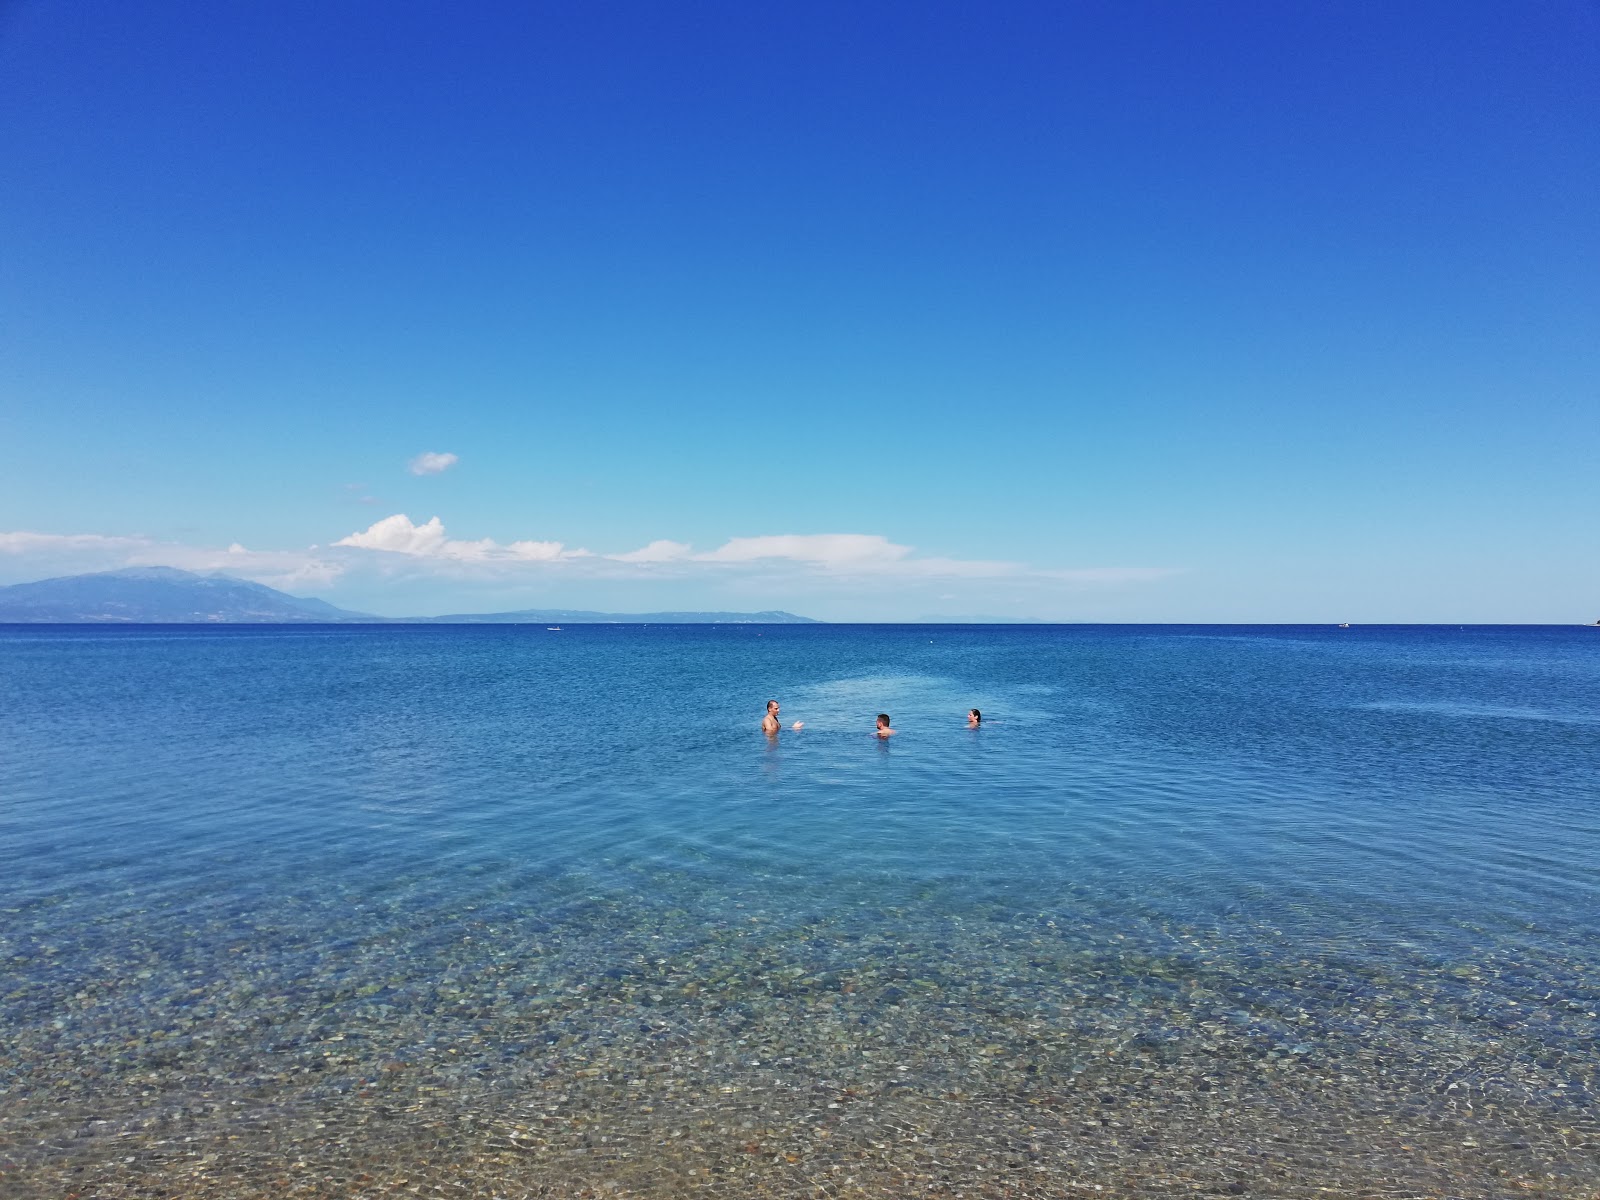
[875,713,896,739]
[763,700,802,734]
[967,708,981,727]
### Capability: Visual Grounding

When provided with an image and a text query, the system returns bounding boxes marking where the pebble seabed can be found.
[3,864,1597,1200]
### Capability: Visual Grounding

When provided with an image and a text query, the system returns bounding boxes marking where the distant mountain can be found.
[0,567,376,623]
[0,568,818,624]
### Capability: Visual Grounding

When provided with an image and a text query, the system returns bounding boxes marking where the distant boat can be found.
[547,626,562,631]
[1338,623,1351,629]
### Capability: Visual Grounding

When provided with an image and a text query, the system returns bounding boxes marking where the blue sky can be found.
[2,0,1596,620]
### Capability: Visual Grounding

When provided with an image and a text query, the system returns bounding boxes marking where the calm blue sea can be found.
[2,624,1597,1197]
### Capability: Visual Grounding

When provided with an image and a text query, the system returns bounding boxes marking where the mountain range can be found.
[0,568,818,624]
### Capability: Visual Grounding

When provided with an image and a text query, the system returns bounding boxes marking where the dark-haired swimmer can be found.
[875,713,896,739]
[967,708,981,727]
[763,700,803,734]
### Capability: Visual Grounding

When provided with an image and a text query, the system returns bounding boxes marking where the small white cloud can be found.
[610,539,694,563]
[408,451,459,476]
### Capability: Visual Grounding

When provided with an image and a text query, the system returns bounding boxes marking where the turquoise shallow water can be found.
[2,623,1597,1197]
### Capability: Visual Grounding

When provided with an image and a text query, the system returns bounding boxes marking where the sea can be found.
[1,623,1597,1198]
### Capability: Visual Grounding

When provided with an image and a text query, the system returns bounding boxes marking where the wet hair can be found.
[766,700,778,711]
[969,708,981,722]
[877,713,891,726]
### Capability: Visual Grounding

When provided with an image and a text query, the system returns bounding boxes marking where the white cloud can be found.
[336,513,492,559]
[161,543,346,589]
[507,539,570,561]
[696,534,912,567]
[408,451,459,476]
[336,513,451,555]
[1040,566,1179,584]
[334,514,587,564]
[689,533,1034,580]
[0,531,144,554]
[610,539,694,563]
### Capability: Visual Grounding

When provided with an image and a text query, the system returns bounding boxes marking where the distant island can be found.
[0,567,820,625]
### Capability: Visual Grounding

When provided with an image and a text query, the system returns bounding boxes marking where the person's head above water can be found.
[877,713,891,727]
[968,708,981,724]
[764,700,802,732]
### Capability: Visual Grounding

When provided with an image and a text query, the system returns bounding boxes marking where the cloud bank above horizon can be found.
[0,514,1179,616]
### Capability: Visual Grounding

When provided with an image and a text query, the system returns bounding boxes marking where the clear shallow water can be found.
[1,623,1597,1198]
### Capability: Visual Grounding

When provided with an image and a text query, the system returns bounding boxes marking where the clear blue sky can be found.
[2,0,1596,620]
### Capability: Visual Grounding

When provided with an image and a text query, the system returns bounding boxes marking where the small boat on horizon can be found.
[547,626,562,631]
[1338,623,1351,629]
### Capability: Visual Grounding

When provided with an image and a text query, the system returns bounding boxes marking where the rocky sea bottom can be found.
[3,860,1597,1200]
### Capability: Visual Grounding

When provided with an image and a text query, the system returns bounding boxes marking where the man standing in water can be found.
[875,713,896,738]
[763,700,802,734]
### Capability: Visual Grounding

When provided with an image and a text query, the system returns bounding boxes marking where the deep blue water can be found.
[2,623,1598,1197]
